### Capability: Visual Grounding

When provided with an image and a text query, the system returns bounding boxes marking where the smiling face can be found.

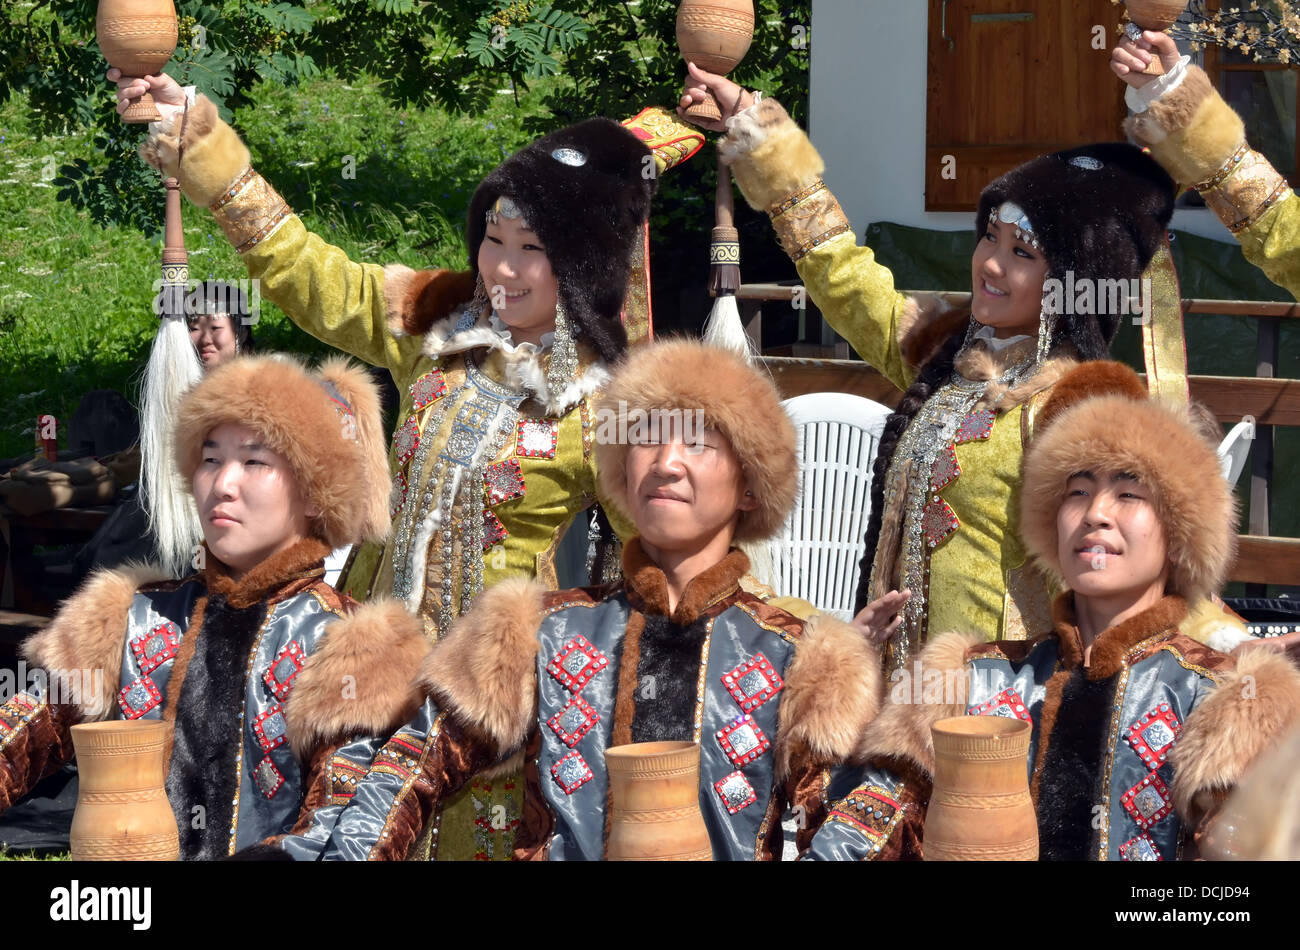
[477,211,560,347]
[1057,470,1170,603]
[624,419,758,562]
[188,313,240,369]
[192,422,316,578]
[970,218,1051,339]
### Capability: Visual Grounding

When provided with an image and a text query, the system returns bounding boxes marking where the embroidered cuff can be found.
[621,106,704,175]
[769,178,851,261]
[210,167,292,254]
[1198,146,1292,234]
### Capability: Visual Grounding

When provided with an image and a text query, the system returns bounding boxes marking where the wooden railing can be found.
[732,283,1300,590]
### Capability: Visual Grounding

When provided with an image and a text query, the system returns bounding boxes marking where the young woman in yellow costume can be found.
[112,70,702,861]
[678,66,1225,673]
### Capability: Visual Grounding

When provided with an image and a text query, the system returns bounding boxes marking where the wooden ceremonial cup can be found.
[69,720,179,861]
[923,716,1038,861]
[677,0,755,123]
[604,741,713,860]
[1123,0,1187,76]
[96,0,178,124]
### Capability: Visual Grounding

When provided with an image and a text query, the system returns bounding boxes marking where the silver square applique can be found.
[729,725,760,757]
[737,669,769,697]
[562,651,589,675]
[261,712,286,742]
[559,706,586,733]
[717,774,753,810]
[1134,786,1165,819]
[1142,720,1175,751]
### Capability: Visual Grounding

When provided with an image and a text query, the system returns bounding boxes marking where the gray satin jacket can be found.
[321,546,879,860]
[806,596,1263,862]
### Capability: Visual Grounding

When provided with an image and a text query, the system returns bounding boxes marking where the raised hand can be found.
[1111,29,1182,89]
[676,61,754,133]
[851,589,911,646]
[108,68,186,117]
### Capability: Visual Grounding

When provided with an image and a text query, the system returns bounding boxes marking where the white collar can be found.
[973,322,1033,353]
[487,311,555,352]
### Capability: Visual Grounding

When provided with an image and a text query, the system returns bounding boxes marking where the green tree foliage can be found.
[3,0,810,324]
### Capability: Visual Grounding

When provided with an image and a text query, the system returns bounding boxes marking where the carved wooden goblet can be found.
[677,0,755,123]
[1123,0,1188,76]
[97,0,178,124]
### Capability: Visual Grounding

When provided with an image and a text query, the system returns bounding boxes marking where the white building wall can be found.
[809,0,1231,244]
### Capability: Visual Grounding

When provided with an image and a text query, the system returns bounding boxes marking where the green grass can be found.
[0,845,69,861]
[0,70,553,459]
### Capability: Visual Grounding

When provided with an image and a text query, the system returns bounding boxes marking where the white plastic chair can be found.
[1217,417,1255,485]
[761,392,892,620]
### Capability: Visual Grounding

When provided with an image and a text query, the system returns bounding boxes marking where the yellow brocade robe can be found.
[209,194,630,862]
[721,98,1067,664]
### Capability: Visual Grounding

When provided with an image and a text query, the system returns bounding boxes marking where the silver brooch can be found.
[1069,155,1104,171]
[551,147,587,167]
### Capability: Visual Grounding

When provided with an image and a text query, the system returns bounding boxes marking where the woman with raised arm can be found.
[678,65,1225,674]
[113,70,702,860]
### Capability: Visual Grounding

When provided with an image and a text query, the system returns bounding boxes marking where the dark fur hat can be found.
[976,143,1176,356]
[466,118,657,364]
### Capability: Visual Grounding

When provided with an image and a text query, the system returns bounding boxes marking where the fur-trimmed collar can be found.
[203,537,331,609]
[953,340,1080,413]
[1050,593,1188,680]
[621,539,750,624]
[416,307,610,416]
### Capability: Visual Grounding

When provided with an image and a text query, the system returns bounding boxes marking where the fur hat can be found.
[466,118,657,365]
[595,339,797,542]
[175,355,390,549]
[1019,362,1236,602]
[976,143,1176,355]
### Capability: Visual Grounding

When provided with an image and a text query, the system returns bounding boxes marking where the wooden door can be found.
[926,0,1126,210]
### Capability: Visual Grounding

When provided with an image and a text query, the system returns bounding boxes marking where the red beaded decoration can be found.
[929,444,961,492]
[1119,833,1162,861]
[1125,704,1181,768]
[392,417,420,465]
[547,695,600,748]
[546,637,609,694]
[131,622,181,675]
[921,496,960,548]
[714,771,757,815]
[551,750,594,794]
[715,714,771,767]
[254,756,285,799]
[263,641,306,702]
[253,705,288,752]
[117,676,162,719]
[968,687,1032,723]
[484,459,526,506]
[1121,771,1173,830]
[720,654,784,713]
[954,409,995,444]
[409,369,448,410]
[482,509,509,550]
[516,418,559,459]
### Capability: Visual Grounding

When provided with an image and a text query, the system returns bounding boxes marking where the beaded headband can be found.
[988,200,1039,250]
[485,195,526,226]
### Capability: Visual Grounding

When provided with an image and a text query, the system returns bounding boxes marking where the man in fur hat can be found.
[806,362,1300,861]
[317,340,883,860]
[0,356,430,859]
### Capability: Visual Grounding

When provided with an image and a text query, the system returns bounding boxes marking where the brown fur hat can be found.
[175,355,390,549]
[1020,362,1236,602]
[596,339,796,542]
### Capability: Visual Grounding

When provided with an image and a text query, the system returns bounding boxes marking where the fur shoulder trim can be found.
[23,564,173,721]
[720,98,826,212]
[1170,648,1300,819]
[1125,66,1244,187]
[382,265,477,339]
[852,631,981,776]
[896,296,968,371]
[774,612,882,781]
[421,576,544,756]
[283,598,431,760]
[141,94,251,207]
